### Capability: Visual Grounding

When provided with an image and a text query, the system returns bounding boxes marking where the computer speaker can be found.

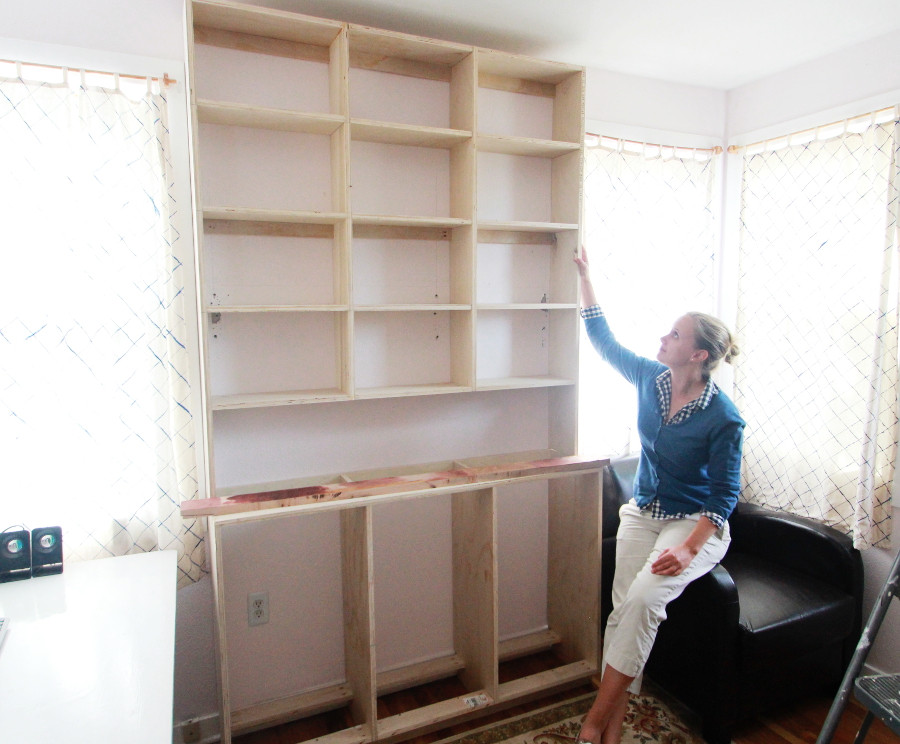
[31,527,63,577]
[0,529,32,583]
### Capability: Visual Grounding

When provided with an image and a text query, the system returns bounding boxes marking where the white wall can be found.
[5,0,900,731]
[727,27,900,142]
[586,67,726,146]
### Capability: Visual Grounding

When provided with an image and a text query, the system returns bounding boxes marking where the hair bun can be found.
[725,342,740,364]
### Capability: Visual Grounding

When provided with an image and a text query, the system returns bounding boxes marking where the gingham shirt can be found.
[581,304,726,529]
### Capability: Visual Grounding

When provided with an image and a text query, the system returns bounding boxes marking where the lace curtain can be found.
[580,137,721,458]
[0,63,205,585]
[735,109,899,549]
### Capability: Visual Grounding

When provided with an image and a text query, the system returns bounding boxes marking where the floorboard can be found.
[233,654,898,744]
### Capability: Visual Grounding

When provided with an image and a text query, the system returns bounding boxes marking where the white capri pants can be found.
[603,502,731,694]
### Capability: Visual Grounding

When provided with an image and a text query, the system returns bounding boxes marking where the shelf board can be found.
[198,100,344,134]
[477,220,578,234]
[353,214,471,228]
[349,25,473,82]
[205,304,349,313]
[354,304,471,312]
[193,0,342,47]
[477,49,582,86]
[351,118,471,148]
[211,388,351,410]
[476,304,576,311]
[476,376,576,391]
[203,207,347,224]
[477,133,580,158]
[355,382,472,399]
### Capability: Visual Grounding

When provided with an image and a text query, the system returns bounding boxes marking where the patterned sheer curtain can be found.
[0,61,205,585]
[580,137,722,458]
[735,107,899,549]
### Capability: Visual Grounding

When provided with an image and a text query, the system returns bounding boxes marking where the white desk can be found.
[0,551,177,743]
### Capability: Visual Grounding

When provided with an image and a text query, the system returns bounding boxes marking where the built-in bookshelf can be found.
[185,2,591,742]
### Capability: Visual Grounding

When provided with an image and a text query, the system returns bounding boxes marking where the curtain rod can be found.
[586,131,723,155]
[727,104,899,155]
[1,58,176,87]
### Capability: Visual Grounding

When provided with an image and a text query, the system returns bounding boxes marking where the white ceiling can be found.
[256,0,900,90]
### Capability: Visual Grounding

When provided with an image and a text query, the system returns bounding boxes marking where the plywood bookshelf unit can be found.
[184,1,593,741]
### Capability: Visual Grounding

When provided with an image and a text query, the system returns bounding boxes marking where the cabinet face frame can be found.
[196,454,604,743]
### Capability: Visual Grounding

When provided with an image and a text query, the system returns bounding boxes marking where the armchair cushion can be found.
[724,552,856,659]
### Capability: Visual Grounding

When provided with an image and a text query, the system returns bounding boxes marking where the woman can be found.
[574,249,744,744]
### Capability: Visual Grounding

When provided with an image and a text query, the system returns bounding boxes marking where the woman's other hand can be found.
[650,544,696,576]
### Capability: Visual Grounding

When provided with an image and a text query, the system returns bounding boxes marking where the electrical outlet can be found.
[182,718,202,743]
[248,591,269,626]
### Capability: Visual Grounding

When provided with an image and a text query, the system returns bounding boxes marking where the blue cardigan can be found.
[584,310,745,523]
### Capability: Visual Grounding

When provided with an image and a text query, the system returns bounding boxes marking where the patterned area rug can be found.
[433,684,704,744]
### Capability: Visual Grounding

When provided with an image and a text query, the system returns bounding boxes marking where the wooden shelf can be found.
[477,133,580,157]
[354,304,471,312]
[193,0,343,47]
[476,376,576,391]
[203,207,348,224]
[348,25,472,81]
[198,100,344,134]
[351,119,471,148]
[353,214,471,228]
[354,382,472,399]
[212,388,351,411]
[477,220,578,233]
[477,303,577,311]
[206,305,349,313]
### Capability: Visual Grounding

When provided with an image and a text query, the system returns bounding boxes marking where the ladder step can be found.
[855,674,900,737]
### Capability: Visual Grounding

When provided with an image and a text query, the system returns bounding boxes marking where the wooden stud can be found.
[452,487,498,696]
[341,507,378,740]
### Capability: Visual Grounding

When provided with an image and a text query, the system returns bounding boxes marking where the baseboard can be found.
[174,713,221,744]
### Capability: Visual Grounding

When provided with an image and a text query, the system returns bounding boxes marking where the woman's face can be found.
[657,315,702,369]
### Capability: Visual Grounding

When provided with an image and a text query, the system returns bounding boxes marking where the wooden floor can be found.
[233,654,898,744]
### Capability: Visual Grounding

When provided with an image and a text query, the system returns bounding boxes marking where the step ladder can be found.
[817,548,900,744]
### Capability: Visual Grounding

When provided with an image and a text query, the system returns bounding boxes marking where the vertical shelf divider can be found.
[341,506,378,742]
[452,486,499,699]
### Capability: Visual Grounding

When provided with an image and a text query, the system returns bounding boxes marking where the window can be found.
[0,61,203,584]
[579,136,722,458]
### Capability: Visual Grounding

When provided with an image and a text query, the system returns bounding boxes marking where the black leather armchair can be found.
[601,456,864,744]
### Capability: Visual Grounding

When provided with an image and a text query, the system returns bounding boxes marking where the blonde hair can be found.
[686,312,740,377]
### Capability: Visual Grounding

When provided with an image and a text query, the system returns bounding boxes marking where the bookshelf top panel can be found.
[193,0,343,47]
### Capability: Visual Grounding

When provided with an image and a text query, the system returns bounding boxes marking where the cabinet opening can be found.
[208,311,347,401]
[220,511,350,731]
[199,124,335,213]
[353,225,471,307]
[354,309,471,395]
[497,473,600,697]
[193,43,333,114]
[477,86,554,141]
[477,152,553,224]
[477,237,575,306]
[350,67,452,130]
[476,308,578,387]
[204,220,342,308]
[351,141,453,219]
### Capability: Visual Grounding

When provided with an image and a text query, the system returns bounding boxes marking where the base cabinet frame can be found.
[186,454,605,743]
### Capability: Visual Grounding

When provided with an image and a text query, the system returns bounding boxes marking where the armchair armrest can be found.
[729,503,863,597]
